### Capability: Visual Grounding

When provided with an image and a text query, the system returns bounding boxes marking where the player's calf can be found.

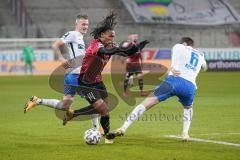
[62,109,74,126]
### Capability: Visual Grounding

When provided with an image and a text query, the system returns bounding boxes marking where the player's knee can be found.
[61,95,74,110]
[63,94,74,100]
[99,105,109,116]
[93,99,109,116]
[126,72,133,79]
[137,73,142,78]
[125,74,129,79]
[100,108,109,116]
[183,105,193,109]
[94,99,104,106]
[103,98,108,105]
[61,101,72,110]
[142,93,159,110]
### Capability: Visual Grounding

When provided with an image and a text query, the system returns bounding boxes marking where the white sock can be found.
[182,108,193,136]
[122,104,146,131]
[38,99,63,110]
[91,114,99,129]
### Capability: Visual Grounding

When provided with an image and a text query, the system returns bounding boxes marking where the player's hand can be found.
[118,45,139,57]
[137,40,150,50]
[171,68,181,76]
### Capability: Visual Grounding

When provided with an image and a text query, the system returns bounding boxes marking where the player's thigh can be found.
[126,64,138,75]
[64,74,79,86]
[142,92,160,110]
[126,63,132,72]
[175,80,196,108]
[89,83,109,114]
[178,92,195,108]
[63,74,80,96]
[80,86,100,104]
[153,81,174,102]
[95,82,108,100]
[64,85,77,97]
[79,84,107,105]
[63,74,84,98]
[134,65,142,76]
[92,98,108,115]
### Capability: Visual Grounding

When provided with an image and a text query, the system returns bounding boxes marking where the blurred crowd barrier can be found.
[0,38,240,75]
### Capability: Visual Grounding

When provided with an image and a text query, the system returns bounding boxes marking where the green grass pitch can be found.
[0,72,240,160]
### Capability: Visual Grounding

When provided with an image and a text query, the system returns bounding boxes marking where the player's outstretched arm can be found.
[97,46,137,57]
[119,40,149,56]
[97,46,122,55]
[97,40,149,57]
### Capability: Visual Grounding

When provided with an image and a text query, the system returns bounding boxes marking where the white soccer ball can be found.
[84,128,101,145]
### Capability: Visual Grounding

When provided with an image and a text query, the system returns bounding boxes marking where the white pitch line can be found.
[165,135,240,147]
[191,132,240,136]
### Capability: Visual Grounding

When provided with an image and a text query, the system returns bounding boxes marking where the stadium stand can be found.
[0,0,23,38]
[1,0,240,48]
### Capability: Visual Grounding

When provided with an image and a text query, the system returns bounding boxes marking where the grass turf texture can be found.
[0,72,240,160]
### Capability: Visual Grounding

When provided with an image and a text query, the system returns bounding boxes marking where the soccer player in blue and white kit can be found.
[107,37,207,141]
[24,14,100,129]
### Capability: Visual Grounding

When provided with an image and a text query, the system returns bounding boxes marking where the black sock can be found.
[100,115,110,135]
[138,78,143,91]
[123,78,129,92]
[73,105,98,117]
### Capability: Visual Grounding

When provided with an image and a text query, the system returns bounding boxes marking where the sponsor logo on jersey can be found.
[78,44,85,49]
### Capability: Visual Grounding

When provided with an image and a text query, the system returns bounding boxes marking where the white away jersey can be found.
[168,44,206,87]
[61,31,85,73]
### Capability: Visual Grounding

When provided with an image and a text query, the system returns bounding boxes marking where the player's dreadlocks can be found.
[90,11,117,39]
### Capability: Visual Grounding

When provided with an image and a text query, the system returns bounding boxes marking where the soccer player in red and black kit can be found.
[62,11,149,143]
[123,34,146,97]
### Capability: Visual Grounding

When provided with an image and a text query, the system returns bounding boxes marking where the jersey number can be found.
[190,52,199,68]
[185,52,199,71]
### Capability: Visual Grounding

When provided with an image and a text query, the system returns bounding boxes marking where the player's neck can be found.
[75,29,84,36]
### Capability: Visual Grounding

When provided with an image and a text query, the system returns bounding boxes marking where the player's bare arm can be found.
[52,39,66,62]
[52,39,72,69]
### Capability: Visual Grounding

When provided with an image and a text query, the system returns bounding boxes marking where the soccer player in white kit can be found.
[24,15,100,130]
[107,37,207,141]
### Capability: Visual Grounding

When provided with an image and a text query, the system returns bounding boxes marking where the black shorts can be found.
[78,79,108,104]
[126,63,142,74]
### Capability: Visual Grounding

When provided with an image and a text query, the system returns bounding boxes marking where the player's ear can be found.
[75,19,80,26]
